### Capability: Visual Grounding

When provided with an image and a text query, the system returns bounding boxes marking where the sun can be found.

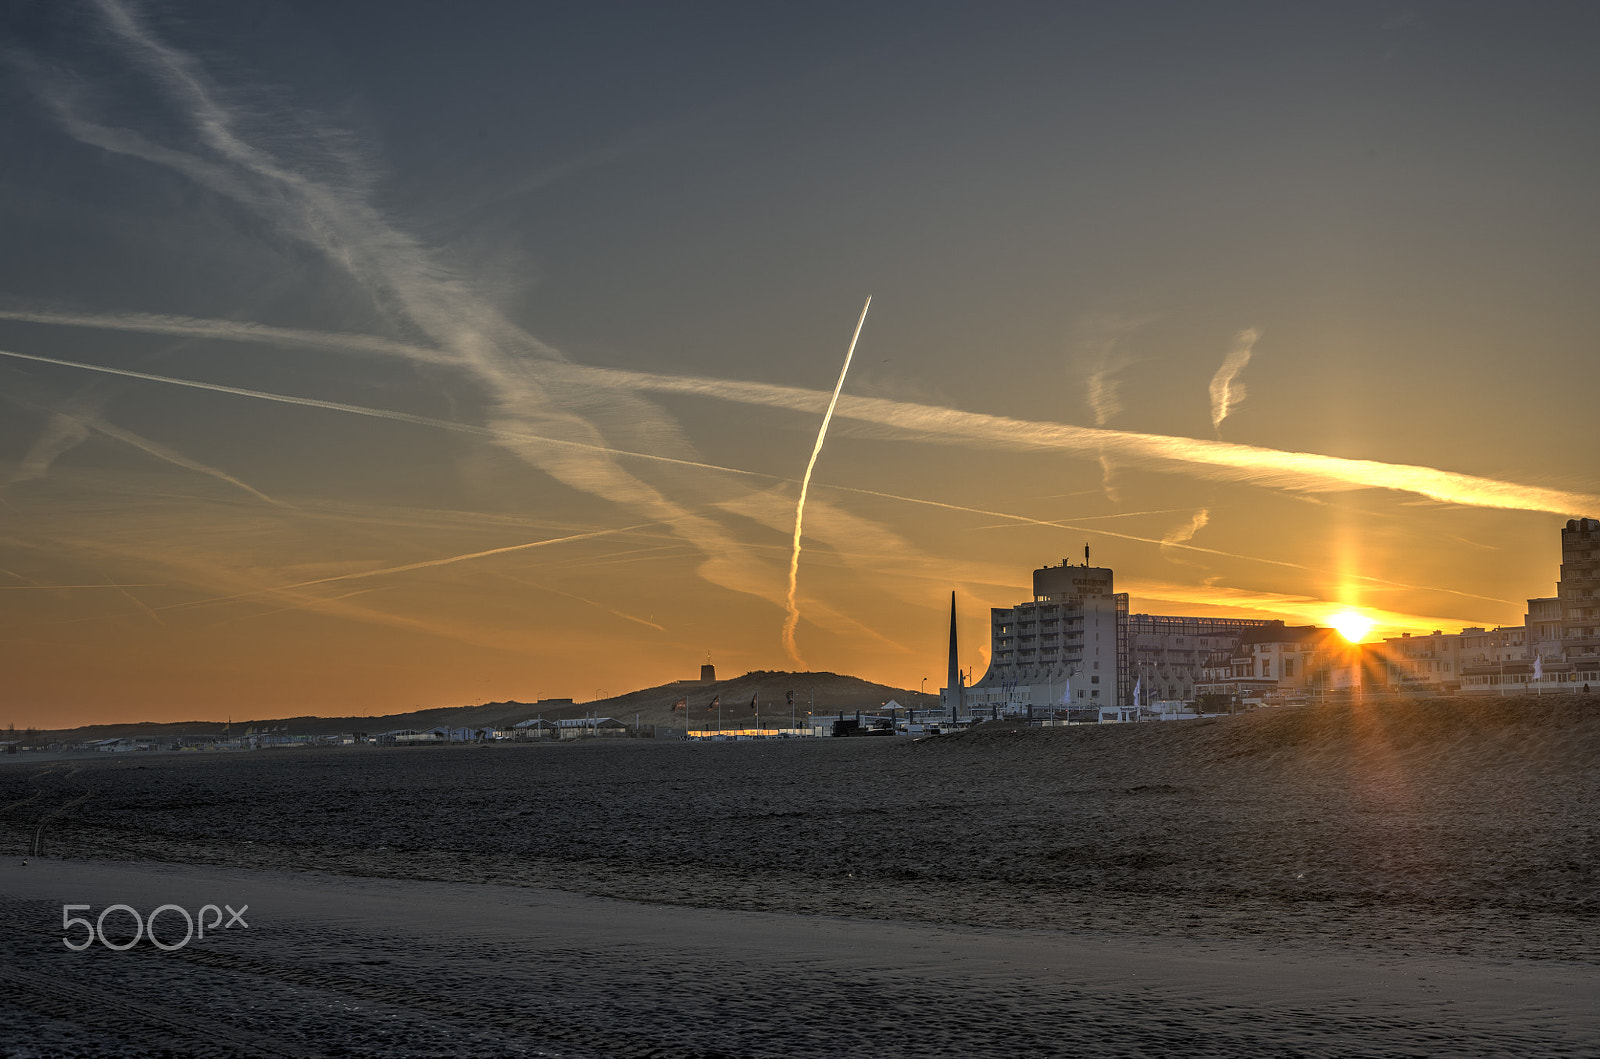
[1328,610,1375,643]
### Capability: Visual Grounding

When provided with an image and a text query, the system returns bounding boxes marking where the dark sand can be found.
[2,697,1596,1056]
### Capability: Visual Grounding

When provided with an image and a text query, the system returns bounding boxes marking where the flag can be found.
[671,697,687,712]
[708,695,720,710]
[1133,675,1141,708]
[1534,654,1544,681]
[749,693,758,709]
[1059,679,1072,704]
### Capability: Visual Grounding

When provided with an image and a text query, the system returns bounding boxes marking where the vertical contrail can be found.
[783,296,872,667]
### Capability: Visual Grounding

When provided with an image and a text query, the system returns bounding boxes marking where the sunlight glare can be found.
[1329,610,1375,643]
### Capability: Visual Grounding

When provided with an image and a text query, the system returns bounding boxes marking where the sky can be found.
[2,0,1598,728]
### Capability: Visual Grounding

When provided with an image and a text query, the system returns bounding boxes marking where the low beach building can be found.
[555,717,628,739]
[510,718,559,739]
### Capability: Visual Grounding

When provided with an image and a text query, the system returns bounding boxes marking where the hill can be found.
[32,671,920,742]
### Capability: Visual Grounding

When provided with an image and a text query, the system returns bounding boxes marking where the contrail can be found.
[783,297,871,667]
[0,583,162,590]
[506,576,666,633]
[824,481,1519,606]
[611,371,1600,516]
[10,309,1598,516]
[163,521,672,612]
[0,307,455,365]
[97,564,164,627]
[88,417,289,508]
[0,343,1548,601]
[1209,329,1258,437]
[0,347,759,482]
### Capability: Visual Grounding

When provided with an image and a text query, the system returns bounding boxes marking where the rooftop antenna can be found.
[1084,543,1090,567]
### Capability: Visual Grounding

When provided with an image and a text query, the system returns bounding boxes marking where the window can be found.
[1091,676,1099,684]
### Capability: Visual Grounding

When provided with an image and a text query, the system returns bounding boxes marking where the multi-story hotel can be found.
[960,559,1283,714]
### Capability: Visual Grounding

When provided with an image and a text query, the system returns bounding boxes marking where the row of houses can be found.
[1195,519,1600,704]
[374,717,633,743]
[959,518,1600,713]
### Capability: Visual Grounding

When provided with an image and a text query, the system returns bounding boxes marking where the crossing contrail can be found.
[0,343,1554,602]
[9,309,1599,517]
[0,346,757,481]
[161,521,673,613]
[783,297,871,667]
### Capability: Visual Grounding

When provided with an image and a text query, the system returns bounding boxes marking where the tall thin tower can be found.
[947,591,964,720]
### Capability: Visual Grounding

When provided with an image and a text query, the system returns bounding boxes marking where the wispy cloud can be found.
[7,408,92,491]
[23,0,788,622]
[1075,316,1148,502]
[1159,508,1210,566]
[1208,328,1258,437]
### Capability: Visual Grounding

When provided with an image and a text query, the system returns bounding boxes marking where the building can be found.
[1380,629,1464,692]
[555,717,628,739]
[1377,519,1600,695]
[1194,626,1366,704]
[1553,517,1600,664]
[1125,613,1287,706]
[510,718,559,739]
[965,560,1127,713]
[963,559,1286,714]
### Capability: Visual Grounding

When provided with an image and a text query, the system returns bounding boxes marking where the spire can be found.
[947,591,964,719]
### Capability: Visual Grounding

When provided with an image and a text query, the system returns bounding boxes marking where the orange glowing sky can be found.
[2,2,1597,727]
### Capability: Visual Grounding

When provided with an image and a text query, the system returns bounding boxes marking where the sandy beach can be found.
[2,697,1597,1056]
[2,856,1595,1059]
